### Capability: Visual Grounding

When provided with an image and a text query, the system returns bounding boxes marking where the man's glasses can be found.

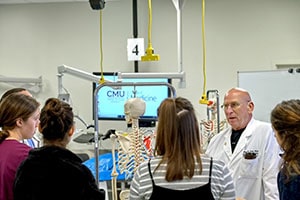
[221,102,241,110]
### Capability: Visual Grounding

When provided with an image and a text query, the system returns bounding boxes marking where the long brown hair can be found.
[155,97,202,181]
[271,99,300,182]
[0,93,40,143]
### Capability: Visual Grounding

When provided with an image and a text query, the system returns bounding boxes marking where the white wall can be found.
[1,0,300,151]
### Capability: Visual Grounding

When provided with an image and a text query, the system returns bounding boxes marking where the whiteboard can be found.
[238,69,300,122]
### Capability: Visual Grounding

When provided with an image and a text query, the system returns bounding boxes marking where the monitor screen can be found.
[92,72,171,122]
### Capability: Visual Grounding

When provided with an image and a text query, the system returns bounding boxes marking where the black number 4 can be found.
[132,45,139,55]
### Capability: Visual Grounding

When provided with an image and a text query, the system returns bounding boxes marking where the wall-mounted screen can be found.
[92,72,171,122]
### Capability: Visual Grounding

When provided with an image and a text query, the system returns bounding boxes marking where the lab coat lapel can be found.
[223,131,232,159]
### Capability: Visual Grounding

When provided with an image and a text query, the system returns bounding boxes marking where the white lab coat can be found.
[206,118,281,200]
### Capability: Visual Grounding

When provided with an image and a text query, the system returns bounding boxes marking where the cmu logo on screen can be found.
[106,90,158,102]
[106,90,125,97]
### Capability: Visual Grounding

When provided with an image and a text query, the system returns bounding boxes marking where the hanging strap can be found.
[209,157,213,184]
[148,160,155,185]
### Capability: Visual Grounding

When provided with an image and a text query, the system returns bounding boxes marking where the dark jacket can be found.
[14,146,105,200]
[278,170,300,200]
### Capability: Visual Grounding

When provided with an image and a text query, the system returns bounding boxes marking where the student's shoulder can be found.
[201,154,226,170]
[6,140,31,157]
[252,118,272,128]
[138,156,163,172]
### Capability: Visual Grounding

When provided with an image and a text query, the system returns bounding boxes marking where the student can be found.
[0,88,40,148]
[206,87,281,200]
[14,98,105,200]
[0,93,40,200]
[130,97,236,200]
[271,99,300,200]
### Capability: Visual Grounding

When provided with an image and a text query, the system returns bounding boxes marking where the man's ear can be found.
[248,101,254,112]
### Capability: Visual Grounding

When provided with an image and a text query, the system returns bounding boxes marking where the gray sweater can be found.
[130,154,236,200]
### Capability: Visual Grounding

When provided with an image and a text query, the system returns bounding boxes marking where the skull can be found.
[124,98,146,123]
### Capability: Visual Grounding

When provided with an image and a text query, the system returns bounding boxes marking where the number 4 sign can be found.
[127,38,144,61]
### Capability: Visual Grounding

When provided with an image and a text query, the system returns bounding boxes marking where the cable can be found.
[147,0,152,48]
[199,0,209,105]
[99,10,105,84]
[202,0,206,96]
[141,0,160,61]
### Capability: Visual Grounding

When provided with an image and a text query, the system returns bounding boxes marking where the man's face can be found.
[222,91,253,130]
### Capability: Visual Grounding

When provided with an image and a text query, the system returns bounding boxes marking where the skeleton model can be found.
[110,98,154,200]
[200,98,227,150]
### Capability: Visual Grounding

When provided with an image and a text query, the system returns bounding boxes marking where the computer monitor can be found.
[92,72,171,124]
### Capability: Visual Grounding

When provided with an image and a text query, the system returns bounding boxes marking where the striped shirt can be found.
[130,154,235,200]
